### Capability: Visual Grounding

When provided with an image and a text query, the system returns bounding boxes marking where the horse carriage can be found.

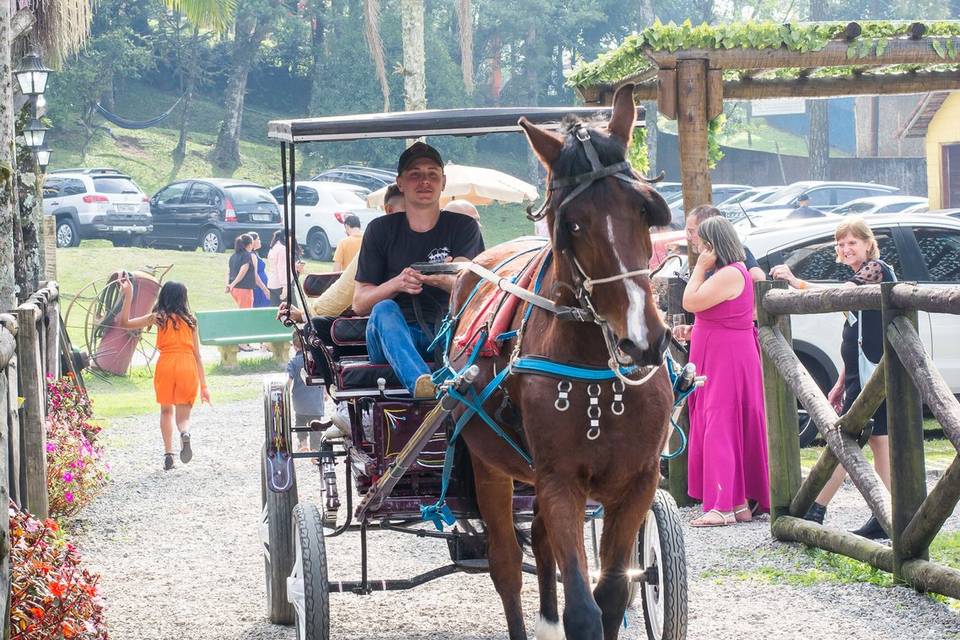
[260,85,697,640]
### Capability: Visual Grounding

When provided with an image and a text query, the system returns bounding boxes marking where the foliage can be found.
[567,20,960,88]
[45,377,110,519]
[626,124,649,175]
[9,505,109,639]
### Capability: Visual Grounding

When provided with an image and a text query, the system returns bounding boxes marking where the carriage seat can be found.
[336,357,439,390]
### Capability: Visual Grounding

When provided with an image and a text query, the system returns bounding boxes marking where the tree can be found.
[0,0,15,310]
[210,0,283,171]
[456,0,474,95]
[399,0,426,112]
[363,0,390,111]
[806,0,829,179]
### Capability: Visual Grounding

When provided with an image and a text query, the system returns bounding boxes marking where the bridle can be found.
[526,123,665,386]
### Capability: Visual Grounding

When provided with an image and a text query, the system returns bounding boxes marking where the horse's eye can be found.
[567,221,581,234]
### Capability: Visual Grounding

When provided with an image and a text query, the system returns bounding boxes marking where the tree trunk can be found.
[0,1,17,311]
[400,0,426,112]
[211,12,272,172]
[456,0,474,95]
[172,25,200,166]
[645,101,659,175]
[14,109,42,302]
[363,0,390,111]
[807,0,829,179]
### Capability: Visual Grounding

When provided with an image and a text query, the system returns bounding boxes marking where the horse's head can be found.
[519,84,672,367]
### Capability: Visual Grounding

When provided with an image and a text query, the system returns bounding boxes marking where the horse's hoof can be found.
[535,616,565,640]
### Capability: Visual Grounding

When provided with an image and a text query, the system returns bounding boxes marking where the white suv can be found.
[44,171,152,247]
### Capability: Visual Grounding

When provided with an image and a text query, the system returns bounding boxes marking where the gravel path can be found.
[69,373,960,639]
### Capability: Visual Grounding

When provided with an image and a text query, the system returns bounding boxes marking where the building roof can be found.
[897,92,951,139]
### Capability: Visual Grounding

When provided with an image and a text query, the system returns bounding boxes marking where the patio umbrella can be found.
[365,162,539,208]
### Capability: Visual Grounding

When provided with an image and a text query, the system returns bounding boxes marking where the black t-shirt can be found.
[841,259,896,385]
[229,251,256,289]
[786,206,824,220]
[355,211,485,323]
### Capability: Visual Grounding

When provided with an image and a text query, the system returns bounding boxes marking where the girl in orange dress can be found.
[118,276,211,471]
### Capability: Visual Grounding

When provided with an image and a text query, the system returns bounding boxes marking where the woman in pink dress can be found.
[682,216,769,526]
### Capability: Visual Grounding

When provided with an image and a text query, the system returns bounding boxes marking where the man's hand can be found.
[278,303,305,324]
[390,267,424,295]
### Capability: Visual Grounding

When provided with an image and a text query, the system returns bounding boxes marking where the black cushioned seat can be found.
[337,357,438,390]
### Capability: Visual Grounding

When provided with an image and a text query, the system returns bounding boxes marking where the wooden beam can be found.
[665,277,692,506]
[676,59,711,217]
[656,70,677,120]
[759,326,893,534]
[706,69,723,120]
[581,70,960,106]
[14,305,48,519]
[772,515,895,572]
[900,558,960,600]
[792,426,872,518]
[762,285,882,316]
[901,456,960,560]
[645,37,960,70]
[889,283,960,315]
[756,281,802,525]
[882,283,927,575]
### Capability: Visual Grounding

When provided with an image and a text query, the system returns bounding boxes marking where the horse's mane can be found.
[550,116,627,181]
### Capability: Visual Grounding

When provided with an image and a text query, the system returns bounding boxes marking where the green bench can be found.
[196,307,292,368]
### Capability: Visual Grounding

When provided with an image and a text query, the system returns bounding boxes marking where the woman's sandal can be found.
[734,505,753,523]
[690,509,737,527]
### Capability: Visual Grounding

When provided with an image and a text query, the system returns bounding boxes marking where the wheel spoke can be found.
[288,524,307,639]
[643,509,665,638]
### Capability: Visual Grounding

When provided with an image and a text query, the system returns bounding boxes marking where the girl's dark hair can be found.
[271,229,285,247]
[234,233,253,253]
[153,281,196,329]
[248,231,260,241]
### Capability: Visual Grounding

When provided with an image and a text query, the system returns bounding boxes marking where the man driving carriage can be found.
[283,142,484,398]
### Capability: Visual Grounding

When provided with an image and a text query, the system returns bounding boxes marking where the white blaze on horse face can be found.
[606,217,649,350]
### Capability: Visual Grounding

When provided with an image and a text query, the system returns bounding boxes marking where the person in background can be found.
[265,230,289,306]
[226,234,269,308]
[287,333,324,454]
[249,232,271,308]
[771,217,894,540]
[444,199,481,227]
[683,216,769,526]
[117,276,210,471]
[672,205,764,343]
[383,183,404,214]
[785,193,824,220]
[333,214,363,271]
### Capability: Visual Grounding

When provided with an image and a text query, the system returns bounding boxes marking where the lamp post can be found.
[14,52,52,170]
[35,146,50,171]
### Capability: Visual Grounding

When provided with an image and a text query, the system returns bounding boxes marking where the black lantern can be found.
[14,52,52,97]
[23,118,48,148]
[35,146,50,170]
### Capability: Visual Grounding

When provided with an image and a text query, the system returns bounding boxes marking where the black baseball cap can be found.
[798,192,810,202]
[397,141,443,174]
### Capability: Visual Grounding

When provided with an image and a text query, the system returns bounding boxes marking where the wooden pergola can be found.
[572,21,960,218]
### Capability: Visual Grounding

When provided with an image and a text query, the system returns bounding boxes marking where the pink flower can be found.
[64,491,74,503]
[62,472,73,483]
[46,443,56,452]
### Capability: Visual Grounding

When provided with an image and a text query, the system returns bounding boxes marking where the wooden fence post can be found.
[882,282,926,574]
[0,320,17,635]
[14,304,47,519]
[665,276,693,506]
[756,280,801,528]
[43,284,60,380]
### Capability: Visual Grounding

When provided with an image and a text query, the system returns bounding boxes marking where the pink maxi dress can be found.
[687,261,770,513]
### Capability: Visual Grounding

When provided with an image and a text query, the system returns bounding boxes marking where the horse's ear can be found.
[606,83,637,147]
[519,117,563,167]
[639,184,672,228]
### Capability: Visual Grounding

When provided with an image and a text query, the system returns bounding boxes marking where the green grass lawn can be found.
[799,419,952,471]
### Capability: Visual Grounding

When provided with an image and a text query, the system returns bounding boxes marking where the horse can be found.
[446,83,675,640]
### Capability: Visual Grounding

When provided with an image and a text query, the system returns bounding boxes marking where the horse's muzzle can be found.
[618,328,670,368]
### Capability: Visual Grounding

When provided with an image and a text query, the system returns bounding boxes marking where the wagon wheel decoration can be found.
[63,265,173,376]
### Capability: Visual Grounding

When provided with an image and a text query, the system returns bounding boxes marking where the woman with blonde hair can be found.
[683,216,769,526]
[771,217,896,539]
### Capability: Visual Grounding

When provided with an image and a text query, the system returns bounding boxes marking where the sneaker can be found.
[851,515,887,539]
[804,502,826,524]
[163,453,175,471]
[179,432,193,464]
[413,374,436,399]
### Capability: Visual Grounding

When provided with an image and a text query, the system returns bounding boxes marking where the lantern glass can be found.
[35,148,50,168]
[23,120,47,149]
[31,71,49,96]
[14,53,52,97]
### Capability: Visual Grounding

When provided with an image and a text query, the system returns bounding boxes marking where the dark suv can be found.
[143,179,282,253]
[310,165,396,193]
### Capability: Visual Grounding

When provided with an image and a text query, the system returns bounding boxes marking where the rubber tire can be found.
[306,228,332,261]
[261,443,298,625]
[292,503,330,640]
[111,236,132,247]
[797,355,830,448]
[200,227,225,253]
[56,217,79,248]
[640,489,687,640]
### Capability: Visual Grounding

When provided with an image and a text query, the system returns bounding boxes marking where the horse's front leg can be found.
[537,475,603,640]
[472,456,527,640]
[593,466,659,640]
[532,500,563,639]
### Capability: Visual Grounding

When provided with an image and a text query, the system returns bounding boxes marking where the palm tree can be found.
[163,0,236,33]
[363,0,390,112]
[399,0,426,112]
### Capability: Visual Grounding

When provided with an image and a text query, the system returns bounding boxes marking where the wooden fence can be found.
[758,280,960,597]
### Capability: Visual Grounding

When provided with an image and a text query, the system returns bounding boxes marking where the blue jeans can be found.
[365,299,433,393]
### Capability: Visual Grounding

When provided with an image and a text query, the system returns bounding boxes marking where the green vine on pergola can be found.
[570,20,960,167]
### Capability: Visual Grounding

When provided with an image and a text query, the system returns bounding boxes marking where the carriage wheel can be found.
[640,489,687,640]
[261,441,298,624]
[289,503,330,640]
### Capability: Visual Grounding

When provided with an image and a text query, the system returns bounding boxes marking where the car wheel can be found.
[111,236,132,247]
[56,217,79,248]
[200,228,225,253]
[306,228,332,261]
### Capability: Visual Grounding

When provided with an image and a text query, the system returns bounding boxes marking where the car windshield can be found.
[93,177,141,194]
[768,184,814,204]
[720,189,758,205]
[226,186,275,205]
[330,189,365,206]
[834,202,874,215]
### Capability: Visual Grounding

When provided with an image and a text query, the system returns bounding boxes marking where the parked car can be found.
[657,214,960,445]
[269,181,383,260]
[50,167,126,176]
[667,183,751,228]
[830,195,928,216]
[143,179,281,253]
[310,165,396,193]
[717,186,783,215]
[739,180,900,215]
[654,181,683,200]
[43,172,152,248]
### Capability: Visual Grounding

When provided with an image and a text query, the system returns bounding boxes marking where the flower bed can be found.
[45,377,109,518]
[9,505,108,639]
